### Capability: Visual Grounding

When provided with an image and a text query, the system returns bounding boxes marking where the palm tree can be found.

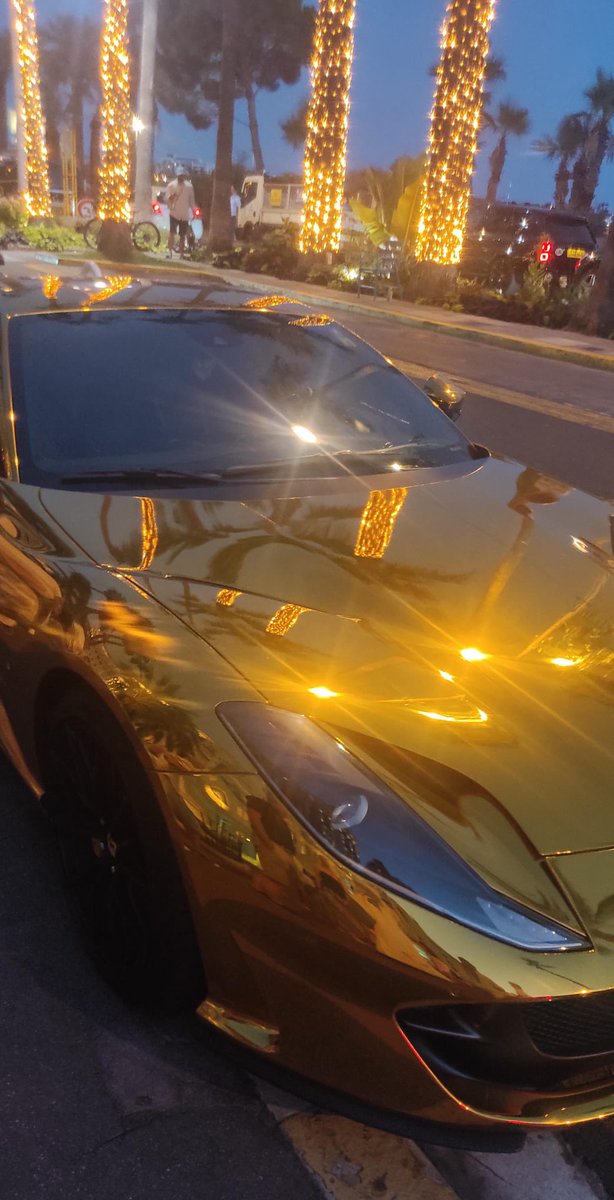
[569,70,614,213]
[300,0,357,254]
[485,101,530,204]
[207,0,239,251]
[416,0,496,267]
[481,54,506,129]
[429,53,506,135]
[533,114,586,207]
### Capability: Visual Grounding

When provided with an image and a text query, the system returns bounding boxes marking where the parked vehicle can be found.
[461,201,598,287]
[238,172,362,239]
[0,265,613,1150]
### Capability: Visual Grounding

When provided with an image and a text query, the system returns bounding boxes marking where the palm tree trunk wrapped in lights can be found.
[416,0,496,267]
[300,0,356,255]
[9,0,51,218]
[98,0,132,260]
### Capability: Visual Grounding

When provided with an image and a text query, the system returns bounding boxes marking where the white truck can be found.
[237,174,303,235]
[237,173,361,238]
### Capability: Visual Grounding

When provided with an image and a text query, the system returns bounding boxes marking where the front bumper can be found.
[159,770,614,1136]
[398,992,614,1124]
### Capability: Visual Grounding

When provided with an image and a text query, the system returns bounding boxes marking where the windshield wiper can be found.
[61,468,223,486]
[221,446,422,480]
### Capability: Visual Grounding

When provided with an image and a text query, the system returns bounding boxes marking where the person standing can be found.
[165,168,196,258]
[230,185,241,242]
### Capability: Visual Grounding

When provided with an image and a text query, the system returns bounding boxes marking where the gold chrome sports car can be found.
[0,268,613,1151]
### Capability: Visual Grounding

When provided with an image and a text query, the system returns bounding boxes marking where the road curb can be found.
[256,1081,458,1200]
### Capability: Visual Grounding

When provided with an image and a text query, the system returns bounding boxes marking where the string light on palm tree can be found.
[354,489,408,560]
[98,0,132,224]
[417,0,496,266]
[300,0,356,255]
[10,0,51,217]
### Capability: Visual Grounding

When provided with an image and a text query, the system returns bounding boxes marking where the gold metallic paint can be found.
[0,447,612,1132]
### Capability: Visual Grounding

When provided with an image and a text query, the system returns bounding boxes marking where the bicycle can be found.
[83,216,161,253]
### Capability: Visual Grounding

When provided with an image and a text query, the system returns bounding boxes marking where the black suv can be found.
[461,201,597,287]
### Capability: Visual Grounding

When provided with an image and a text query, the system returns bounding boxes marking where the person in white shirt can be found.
[165,168,196,258]
[230,186,241,241]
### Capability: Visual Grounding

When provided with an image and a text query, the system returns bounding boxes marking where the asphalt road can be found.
[340,311,614,501]
[0,317,612,1200]
[0,760,324,1200]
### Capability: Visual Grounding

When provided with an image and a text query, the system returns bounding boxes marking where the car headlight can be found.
[219,704,589,953]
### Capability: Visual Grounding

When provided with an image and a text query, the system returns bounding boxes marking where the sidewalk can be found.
[206,264,614,373]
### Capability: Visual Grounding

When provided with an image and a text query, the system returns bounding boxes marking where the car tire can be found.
[41,686,205,1013]
[132,220,161,252]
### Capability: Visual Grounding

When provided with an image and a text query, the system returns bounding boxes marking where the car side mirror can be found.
[423,374,466,422]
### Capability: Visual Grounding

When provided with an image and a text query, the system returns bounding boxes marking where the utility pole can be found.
[134,0,159,220]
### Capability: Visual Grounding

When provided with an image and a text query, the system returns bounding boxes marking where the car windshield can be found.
[8,309,471,488]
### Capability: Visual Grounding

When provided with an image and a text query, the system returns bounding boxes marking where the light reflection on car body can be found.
[0,270,612,1149]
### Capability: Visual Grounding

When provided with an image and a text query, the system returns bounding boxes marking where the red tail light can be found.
[193,206,201,218]
[152,202,162,215]
[539,240,554,264]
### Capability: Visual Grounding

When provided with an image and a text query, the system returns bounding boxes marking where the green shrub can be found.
[304,265,334,285]
[518,262,548,309]
[24,222,84,251]
[0,195,23,229]
[210,245,245,269]
[241,223,300,277]
[540,281,592,329]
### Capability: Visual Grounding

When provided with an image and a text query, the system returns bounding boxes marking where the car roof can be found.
[0,252,314,319]
[470,199,593,228]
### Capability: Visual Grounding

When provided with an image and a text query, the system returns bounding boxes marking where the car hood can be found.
[42,458,614,861]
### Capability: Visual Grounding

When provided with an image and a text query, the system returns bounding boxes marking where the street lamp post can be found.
[134,0,159,221]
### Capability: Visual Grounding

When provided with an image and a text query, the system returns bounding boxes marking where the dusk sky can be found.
[24,0,614,206]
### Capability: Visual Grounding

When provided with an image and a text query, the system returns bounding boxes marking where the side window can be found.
[241,182,258,207]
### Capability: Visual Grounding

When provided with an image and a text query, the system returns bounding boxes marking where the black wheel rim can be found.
[47,720,154,982]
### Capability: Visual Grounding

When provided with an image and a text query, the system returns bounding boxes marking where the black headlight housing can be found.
[218,703,588,953]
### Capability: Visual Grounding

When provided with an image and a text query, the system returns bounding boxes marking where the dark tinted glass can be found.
[542,217,594,248]
[9,309,470,487]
